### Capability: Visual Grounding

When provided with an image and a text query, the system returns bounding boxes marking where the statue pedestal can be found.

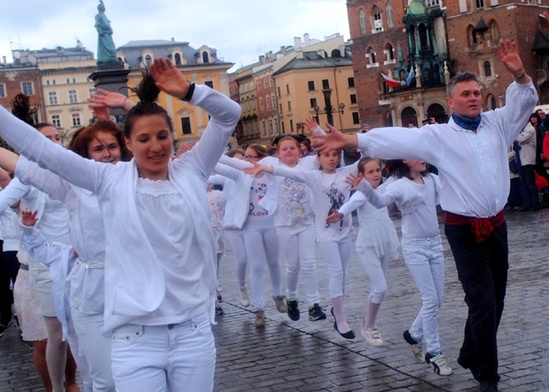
[89,62,131,122]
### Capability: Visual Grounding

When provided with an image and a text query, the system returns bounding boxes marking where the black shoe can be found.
[331,307,355,339]
[479,381,498,392]
[308,303,326,321]
[286,299,300,321]
[215,307,224,316]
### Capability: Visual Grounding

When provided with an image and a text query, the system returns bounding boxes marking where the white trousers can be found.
[70,307,114,391]
[356,247,391,304]
[402,236,445,355]
[224,229,247,289]
[317,236,352,299]
[278,225,319,306]
[243,225,281,310]
[110,311,215,392]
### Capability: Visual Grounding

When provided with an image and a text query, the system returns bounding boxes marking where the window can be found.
[202,51,210,63]
[348,77,355,88]
[67,78,70,84]
[49,91,58,105]
[145,55,152,67]
[476,0,484,9]
[359,9,367,35]
[373,6,383,32]
[483,61,492,77]
[279,103,283,114]
[181,117,192,135]
[69,90,78,104]
[491,22,499,44]
[53,80,56,85]
[310,98,318,108]
[350,94,357,104]
[386,3,394,28]
[257,83,261,92]
[89,88,96,97]
[73,78,76,83]
[277,86,281,97]
[366,47,377,65]
[259,97,264,111]
[205,81,214,89]
[266,96,270,110]
[281,121,285,134]
[308,81,315,91]
[264,80,268,89]
[286,84,290,94]
[287,101,291,112]
[72,113,81,127]
[46,80,50,85]
[290,119,294,133]
[322,79,330,90]
[352,112,360,125]
[51,114,61,128]
[385,44,395,62]
[0,84,5,98]
[22,82,34,95]
[174,53,182,65]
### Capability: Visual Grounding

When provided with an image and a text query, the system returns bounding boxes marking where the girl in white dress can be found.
[326,157,400,347]
[0,58,241,392]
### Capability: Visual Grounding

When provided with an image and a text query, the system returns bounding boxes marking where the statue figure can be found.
[95,0,117,63]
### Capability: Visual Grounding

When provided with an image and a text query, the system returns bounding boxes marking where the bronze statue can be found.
[95,0,117,63]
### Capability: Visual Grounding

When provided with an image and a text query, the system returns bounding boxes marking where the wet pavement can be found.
[1,208,548,391]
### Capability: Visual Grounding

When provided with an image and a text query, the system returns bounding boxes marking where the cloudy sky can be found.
[2,0,351,72]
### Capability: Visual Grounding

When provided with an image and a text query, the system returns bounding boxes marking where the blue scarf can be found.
[452,113,482,131]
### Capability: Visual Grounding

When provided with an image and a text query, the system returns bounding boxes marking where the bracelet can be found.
[182,83,195,101]
[513,69,526,80]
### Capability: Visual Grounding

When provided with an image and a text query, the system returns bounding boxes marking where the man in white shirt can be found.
[314,39,537,392]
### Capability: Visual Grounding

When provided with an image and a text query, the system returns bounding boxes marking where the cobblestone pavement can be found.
[1,209,548,391]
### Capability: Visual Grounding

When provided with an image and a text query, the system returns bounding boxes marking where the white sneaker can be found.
[426,353,453,376]
[403,330,425,363]
[239,287,250,307]
[361,326,384,347]
[272,295,288,313]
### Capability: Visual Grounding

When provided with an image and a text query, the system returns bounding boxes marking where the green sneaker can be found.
[308,303,327,321]
[286,299,300,321]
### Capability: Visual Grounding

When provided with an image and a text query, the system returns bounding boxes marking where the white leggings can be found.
[224,229,247,289]
[317,236,352,299]
[243,225,281,310]
[357,247,390,304]
[278,225,319,306]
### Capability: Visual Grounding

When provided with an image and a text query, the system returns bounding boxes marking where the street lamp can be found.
[314,90,345,126]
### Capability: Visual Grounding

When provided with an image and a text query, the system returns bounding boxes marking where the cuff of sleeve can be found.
[182,83,196,102]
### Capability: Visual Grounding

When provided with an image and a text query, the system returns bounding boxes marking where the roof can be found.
[273,51,353,76]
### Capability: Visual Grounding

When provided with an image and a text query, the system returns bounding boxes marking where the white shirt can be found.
[357,81,537,218]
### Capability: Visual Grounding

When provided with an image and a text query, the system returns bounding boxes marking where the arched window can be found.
[145,55,152,67]
[359,9,367,35]
[490,22,500,45]
[484,60,492,77]
[373,6,383,32]
[174,53,182,65]
[426,103,447,124]
[366,47,376,65]
[384,43,394,62]
[386,3,394,28]
[401,106,418,127]
[467,25,477,48]
[202,51,210,63]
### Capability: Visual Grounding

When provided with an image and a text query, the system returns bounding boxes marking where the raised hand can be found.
[494,39,525,78]
[150,58,190,99]
[91,105,111,121]
[21,210,39,227]
[304,117,319,133]
[244,162,272,178]
[312,123,357,153]
[88,89,129,109]
[346,172,364,191]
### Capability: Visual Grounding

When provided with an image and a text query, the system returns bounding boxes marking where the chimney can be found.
[303,33,310,46]
[293,36,302,49]
[2,56,6,64]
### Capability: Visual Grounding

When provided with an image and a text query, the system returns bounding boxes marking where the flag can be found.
[381,73,405,88]
[406,64,415,87]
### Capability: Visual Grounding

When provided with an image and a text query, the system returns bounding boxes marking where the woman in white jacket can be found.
[0,58,241,392]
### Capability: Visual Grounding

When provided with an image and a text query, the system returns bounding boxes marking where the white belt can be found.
[78,258,105,269]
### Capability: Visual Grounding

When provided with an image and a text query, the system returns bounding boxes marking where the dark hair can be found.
[267,146,278,156]
[385,159,428,180]
[530,111,541,126]
[446,72,480,97]
[69,120,132,161]
[226,148,245,158]
[300,138,312,151]
[247,144,267,159]
[11,93,54,133]
[123,68,174,138]
[357,156,381,175]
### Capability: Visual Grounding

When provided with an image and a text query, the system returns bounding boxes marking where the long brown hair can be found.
[69,120,132,161]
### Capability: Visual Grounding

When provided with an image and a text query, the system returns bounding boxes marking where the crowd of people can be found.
[0,38,540,392]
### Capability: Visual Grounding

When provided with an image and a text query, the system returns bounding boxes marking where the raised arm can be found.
[0,106,104,193]
[15,157,71,202]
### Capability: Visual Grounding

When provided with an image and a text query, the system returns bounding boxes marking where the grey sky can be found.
[2,0,350,71]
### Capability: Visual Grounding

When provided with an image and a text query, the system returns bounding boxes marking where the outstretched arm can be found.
[313,123,358,154]
[88,89,135,113]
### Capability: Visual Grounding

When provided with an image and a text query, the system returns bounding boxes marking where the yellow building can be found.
[15,45,97,142]
[118,39,234,147]
[273,45,358,135]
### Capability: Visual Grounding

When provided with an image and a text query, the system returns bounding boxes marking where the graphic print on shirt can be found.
[325,184,346,229]
[248,179,269,217]
[279,176,312,224]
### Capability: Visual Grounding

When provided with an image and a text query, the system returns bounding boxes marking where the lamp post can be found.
[322,88,334,126]
[313,106,320,124]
